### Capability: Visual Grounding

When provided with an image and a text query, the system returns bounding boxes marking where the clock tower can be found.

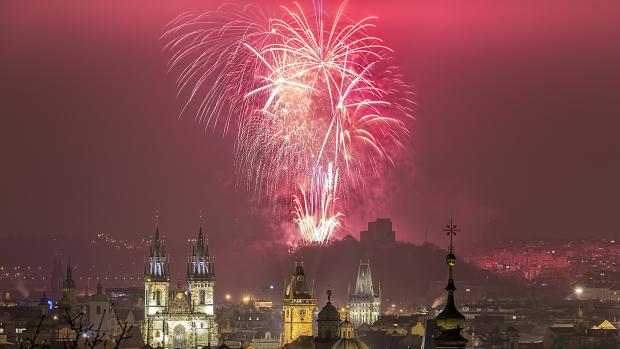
[282,262,316,345]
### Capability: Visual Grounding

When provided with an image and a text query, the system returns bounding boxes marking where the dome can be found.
[340,320,354,330]
[436,307,466,332]
[330,338,369,349]
[318,302,340,321]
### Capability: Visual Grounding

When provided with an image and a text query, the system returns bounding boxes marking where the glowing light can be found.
[163,1,412,244]
[575,287,584,294]
[292,163,342,245]
[225,294,231,301]
[243,296,251,303]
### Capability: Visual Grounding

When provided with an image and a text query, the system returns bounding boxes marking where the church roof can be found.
[330,338,369,349]
[318,301,340,321]
[89,279,107,302]
[187,227,215,281]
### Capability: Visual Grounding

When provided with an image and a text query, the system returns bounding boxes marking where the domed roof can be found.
[435,301,466,331]
[340,319,354,329]
[330,338,369,349]
[318,302,339,321]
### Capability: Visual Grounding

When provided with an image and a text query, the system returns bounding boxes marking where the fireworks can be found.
[292,163,342,245]
[163,1,412,245]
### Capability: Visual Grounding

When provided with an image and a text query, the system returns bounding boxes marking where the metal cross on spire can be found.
[155,209,160,229]
[443,218,460,253]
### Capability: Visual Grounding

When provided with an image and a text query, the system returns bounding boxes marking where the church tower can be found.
[144,228,170,317]
[89,279,112,335]
[282,262,316,345]
[59,264,76,313]
[347,260,381,327]
[186,226,218,345]
[187,227,215,315]
[434,220,467,349]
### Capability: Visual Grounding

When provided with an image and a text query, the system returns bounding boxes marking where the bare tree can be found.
[20,315,50,349]
[111,303,133,349]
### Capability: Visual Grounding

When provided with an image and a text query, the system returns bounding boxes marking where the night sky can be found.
[1,0,620,254]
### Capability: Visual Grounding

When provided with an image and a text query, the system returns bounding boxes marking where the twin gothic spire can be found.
[145,224,215,281]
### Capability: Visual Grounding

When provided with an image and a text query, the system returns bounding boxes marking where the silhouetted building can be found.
[58,264,76,313]
[360,218,395,245]
[423,220,467,349]
[347,260,381,327]
[50,257,64,297]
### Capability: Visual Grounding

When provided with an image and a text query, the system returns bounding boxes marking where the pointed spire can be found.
[187,224,214,281]
[97,278,103,294]
[354,259,375,297]
[434,219,467,348]
[146,224,169,280]
[64,263,75,289]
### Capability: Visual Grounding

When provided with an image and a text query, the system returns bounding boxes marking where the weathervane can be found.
[155,209,160,229]
[443,218,460,253]
[327,289,332,303]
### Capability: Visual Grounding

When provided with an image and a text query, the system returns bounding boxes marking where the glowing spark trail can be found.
[293,163,342,245]
[163,1,413,244]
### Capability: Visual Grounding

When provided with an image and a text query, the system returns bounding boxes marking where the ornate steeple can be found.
[353,260,375,297]
[60,263,76,312]
[435,219,467,349]
[64,264,75,289]
[145,228,169,281]
[284,261,312,299]
[187,227,215,281]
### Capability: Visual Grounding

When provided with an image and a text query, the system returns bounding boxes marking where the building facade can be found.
[143,227,218,349]
[347,260,381,327]
[282,262,316,345]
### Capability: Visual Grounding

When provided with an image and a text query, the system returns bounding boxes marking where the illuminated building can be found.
[284,291,370,349]
[282,262,315,345]
[143,227,218,349]
[88,279,113,335]
[347,260,381,327]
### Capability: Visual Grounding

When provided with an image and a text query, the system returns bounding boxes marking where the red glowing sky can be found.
[1,0,619,250]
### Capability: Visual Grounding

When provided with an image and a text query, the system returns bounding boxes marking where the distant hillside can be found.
[0,233,528,307]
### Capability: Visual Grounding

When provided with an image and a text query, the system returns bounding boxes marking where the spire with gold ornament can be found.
[434,219,467,349]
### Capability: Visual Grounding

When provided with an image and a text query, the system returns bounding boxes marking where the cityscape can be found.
[2,1,620,349]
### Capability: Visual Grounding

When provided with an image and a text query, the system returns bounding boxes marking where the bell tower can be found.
[144,228,170,316]
[282,262,316,345]
[187,227,215,315]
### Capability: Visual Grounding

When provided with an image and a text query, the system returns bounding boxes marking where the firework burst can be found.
[163,1,413,244]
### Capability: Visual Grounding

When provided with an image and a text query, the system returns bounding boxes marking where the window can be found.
[156,290,161,305]
[200,290,206,305]
[96,305,101,315]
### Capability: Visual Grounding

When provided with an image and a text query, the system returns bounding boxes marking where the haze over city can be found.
[1,1,620,349]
